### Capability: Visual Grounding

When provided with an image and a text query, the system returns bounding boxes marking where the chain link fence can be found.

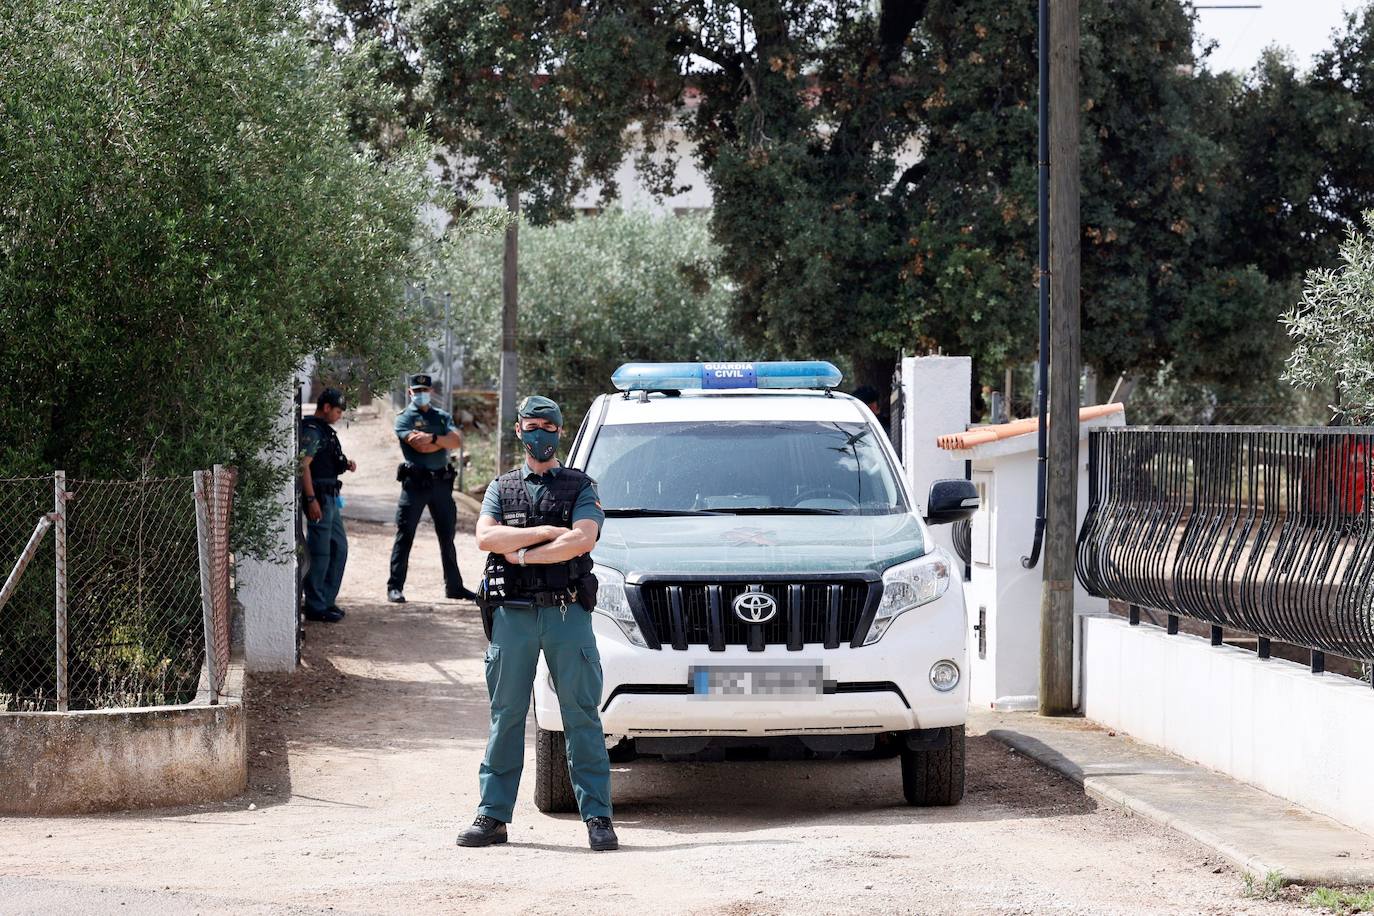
[0,477,57,711]
[0,469,236,711]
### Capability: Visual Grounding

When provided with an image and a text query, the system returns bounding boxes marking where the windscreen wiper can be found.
[718,506,844,515]
[604,507,725,517]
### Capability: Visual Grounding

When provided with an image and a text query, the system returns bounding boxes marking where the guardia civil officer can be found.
[387,374,477,603]
[300,387,356,624]
[458,395,617,852]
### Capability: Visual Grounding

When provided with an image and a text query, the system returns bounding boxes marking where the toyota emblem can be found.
[733,590,778,624]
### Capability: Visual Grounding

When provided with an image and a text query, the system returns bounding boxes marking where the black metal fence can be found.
[1077,427,1374,672]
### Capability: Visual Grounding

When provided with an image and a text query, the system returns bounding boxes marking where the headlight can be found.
[591,565,648,648]
[863,550,952,645]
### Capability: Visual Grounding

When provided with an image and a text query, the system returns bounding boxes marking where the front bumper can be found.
[534,586,968,737]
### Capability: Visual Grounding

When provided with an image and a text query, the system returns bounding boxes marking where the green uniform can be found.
[388,403,467,595]
[476,462,610,823]
[394,402,454,469]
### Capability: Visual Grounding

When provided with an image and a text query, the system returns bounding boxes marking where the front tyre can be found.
[901,725,965,806]
[534,727,578,813]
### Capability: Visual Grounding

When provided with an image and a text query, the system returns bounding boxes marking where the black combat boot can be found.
[585,816,618,851]
[456,814,507,848]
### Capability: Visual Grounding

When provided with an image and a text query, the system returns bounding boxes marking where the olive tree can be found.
[0,0,437,555]
[424,210,740,430]
[1284,212,1374,422]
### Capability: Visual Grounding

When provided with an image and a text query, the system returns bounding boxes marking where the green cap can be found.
[517,395,563,427]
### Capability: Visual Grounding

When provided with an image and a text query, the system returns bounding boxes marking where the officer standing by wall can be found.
[457,395,617,852]
[300,387,355,624]
[387,374,477,603]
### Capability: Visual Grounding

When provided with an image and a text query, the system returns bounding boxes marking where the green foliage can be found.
[1284,212,1374,423]
[0,0,434,556]
[685,0,1300,390]
[1308,884,1374,911]
[325,0,1374,399]
[1239,869,1286,902]
[409,0,682,223]
[1306,886,1374,914]
[420,210,740,436]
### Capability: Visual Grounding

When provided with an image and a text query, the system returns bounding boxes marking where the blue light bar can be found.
[611,361,843,392]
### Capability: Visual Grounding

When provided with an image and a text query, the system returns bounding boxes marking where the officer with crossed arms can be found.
[387,373,476,604]
[458,395,617,852]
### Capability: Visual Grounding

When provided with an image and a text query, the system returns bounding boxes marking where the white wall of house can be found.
[424,121,922,224]
[1083,615,1374,838]
[943,412,1122,710]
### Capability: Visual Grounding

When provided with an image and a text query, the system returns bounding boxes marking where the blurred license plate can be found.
[690,664,826,698]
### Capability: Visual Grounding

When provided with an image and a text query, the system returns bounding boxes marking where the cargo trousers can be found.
[387,473,465,596]
[303,493,347,614]
[477,602,612,823]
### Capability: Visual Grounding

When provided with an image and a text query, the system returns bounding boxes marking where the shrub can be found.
[0,0,435,557]
[422,210,743,440]
[1284,212,1374,423]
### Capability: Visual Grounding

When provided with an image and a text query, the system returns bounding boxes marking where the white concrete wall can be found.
[1083,615,1374,838]
[900,356,972,520]
[237,382,299,672]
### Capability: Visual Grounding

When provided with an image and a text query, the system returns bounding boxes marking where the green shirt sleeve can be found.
[394,409,416,440]
[571,479,605,528]
[480,479,502,520]
[300,423,322,458]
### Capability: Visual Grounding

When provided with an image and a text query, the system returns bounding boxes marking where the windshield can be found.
[584,420,908,516]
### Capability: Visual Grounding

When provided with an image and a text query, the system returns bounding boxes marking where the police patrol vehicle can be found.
[532,361,978,808]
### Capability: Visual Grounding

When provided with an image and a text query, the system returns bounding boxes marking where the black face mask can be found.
[521,428,559,462]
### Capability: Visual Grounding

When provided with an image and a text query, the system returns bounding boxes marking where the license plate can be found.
[689,664,827,698]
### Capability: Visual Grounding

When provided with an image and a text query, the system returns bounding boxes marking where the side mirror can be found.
[926,478,979,525]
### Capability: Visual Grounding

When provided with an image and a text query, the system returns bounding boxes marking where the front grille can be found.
[634,580,875,651]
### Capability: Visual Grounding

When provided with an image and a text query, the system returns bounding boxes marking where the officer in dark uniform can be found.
[387,374,476,603]
[853,383,892,435]
[300,387,355,623]
[457,395,617,852]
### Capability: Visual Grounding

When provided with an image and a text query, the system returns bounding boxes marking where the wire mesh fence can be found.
[0,470,237,711]
[0,477,57,711]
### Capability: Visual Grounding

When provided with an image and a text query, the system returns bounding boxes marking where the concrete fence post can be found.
[193,470,219,704]
[54,470,68,712]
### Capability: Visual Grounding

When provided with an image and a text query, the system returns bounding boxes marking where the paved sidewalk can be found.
[978,708,1374,886]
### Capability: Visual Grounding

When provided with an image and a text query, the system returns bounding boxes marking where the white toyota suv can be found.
[531,361,977,810]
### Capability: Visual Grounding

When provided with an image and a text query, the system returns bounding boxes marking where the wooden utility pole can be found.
[1040,0,1081,716]
[498,187,520,474]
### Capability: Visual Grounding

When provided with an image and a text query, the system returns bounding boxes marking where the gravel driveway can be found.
[0,411,1305,914]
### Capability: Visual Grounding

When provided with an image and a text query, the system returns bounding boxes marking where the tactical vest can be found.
[301,416,348,483]
[488,466,596,597]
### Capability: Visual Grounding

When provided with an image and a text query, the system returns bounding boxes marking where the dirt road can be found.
[0,411,1304,914]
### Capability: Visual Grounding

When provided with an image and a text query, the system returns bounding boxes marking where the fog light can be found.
[929,660,960,692]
